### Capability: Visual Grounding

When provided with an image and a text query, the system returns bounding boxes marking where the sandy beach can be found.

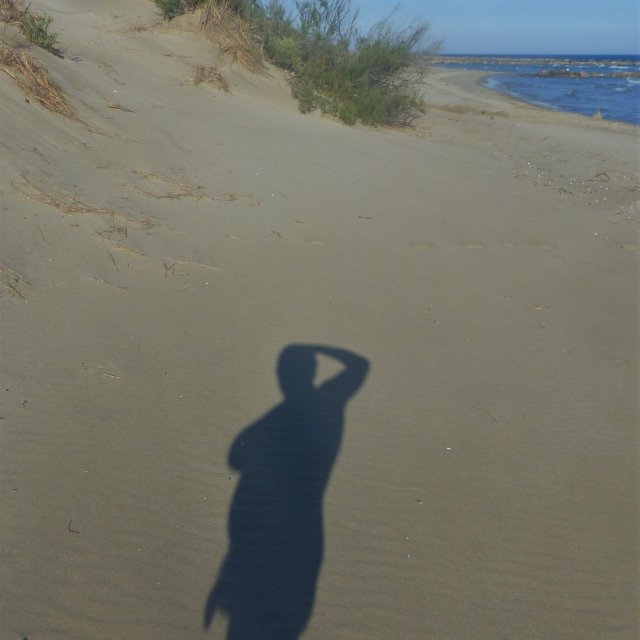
[1,1,638,638]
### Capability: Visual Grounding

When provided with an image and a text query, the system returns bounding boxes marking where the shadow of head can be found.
[277,345,317,397]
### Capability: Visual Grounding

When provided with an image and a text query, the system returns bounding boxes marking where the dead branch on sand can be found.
[0,262,32,300]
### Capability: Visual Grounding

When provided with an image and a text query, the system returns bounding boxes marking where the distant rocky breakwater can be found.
[433,56,640,79]
[433,55,638,68]
[535,69,639,78]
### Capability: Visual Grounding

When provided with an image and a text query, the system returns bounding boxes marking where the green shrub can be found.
[226,0,262,19]
[293,81,317,113]
[154,0,260,20]
[258,0,434,126]
[155,0,187,18]
[24,13,57,49]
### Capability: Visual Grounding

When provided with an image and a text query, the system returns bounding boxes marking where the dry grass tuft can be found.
[131,170,262,205]
[18,173,156,231]
[192,63,229,91]
[200,0,263,72]
[132,171,212,200]
[0,44,73,116]
[100,237,146,257]
[125,18,148,33]
[0,0,28,26]
[20,173,117,215]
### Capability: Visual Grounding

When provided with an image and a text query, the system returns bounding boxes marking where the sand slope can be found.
[1,1,638,638]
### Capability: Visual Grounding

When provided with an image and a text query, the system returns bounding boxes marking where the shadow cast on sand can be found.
[204,344,369,639]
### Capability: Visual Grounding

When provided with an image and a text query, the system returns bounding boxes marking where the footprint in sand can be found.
[620,243,640,251]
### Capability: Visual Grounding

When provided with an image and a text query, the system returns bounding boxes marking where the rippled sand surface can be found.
[1,2,638,638]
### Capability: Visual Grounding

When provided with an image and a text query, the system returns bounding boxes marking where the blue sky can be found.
[357,1,640,54]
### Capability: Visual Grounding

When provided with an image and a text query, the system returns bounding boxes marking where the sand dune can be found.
[1,1,638,638]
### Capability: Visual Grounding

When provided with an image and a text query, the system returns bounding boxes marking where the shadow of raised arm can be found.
[311,345,369,398]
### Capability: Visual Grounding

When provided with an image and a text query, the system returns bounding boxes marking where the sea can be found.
[434,54,640,126]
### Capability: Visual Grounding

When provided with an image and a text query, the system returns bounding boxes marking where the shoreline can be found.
[431,60,640,127]
[423,66,640,131]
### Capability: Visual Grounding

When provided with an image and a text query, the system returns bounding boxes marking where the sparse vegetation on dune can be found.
[0,1,72,117]
[192,63,231,91]
[200,0,264,72]
[152,0,438,126]
[1,0,58,50]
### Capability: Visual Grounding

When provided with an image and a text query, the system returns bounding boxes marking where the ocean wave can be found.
[532,70,640,79]
[483,77,503,91]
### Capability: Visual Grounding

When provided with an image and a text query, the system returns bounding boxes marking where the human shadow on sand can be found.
[204,344,369,639]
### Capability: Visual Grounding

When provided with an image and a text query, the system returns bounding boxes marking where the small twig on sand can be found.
[472,406,498,423]
[106,101,134,112]
[108,251,119,272]
[91,277,128,290]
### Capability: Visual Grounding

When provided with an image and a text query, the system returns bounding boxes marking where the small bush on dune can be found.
[265,1,435,126]
[155,0,184,19]
[153,0,227,19]
[23,12,56,49]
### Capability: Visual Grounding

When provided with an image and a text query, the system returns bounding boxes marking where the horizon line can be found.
[438,52,640,57]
